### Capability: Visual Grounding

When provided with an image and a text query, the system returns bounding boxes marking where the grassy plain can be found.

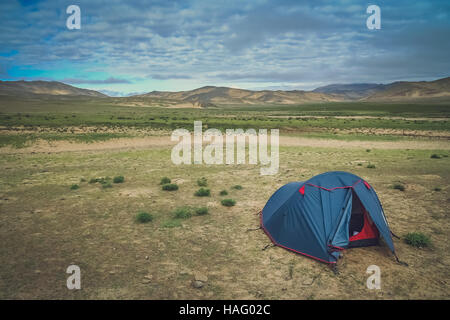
[0,97,449,299]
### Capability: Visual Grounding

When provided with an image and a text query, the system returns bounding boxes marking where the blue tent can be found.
[261,171,396,264]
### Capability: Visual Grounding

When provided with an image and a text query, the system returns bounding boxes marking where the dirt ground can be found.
[0,135,449,299]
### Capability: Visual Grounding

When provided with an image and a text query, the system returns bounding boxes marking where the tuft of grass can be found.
[366,163,376,169]
[392,183,405,191]
[135,212,153,223]
[70,184,79,190]
[102,182,113,189]
[162,183,178,191]
[433,187,441,192]
[219,190,228,196]
[404,232,431,248]
[197,177,208,187]
[173,207,192,219]
[221,199,236,207]
[89,177,112,186]
[194,187,210,197]
[113,175,125,183]
[366,149,371,152]
[161,219,182,228]
[195,207,209,216]
[160,177,171,185]
[79,178,86,182]
[231,185,243,190]
[430,154,441,159]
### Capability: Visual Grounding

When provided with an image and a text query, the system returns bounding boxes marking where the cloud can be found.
[98,89,146,97]
[0,0,448,93]
[61,77,131,84]
[149,74,192,80]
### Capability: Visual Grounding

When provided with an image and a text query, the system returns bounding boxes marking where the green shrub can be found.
[70,184,79,190]
[173,207,192,219]
[161,219,182,228]
[195,207,209,216]
[113,175,125,183]
[221,199,236,207]
[366,149,371,152]
[160,177,171,185]
[430,154,441,159]
[90,177,112,185]
[404,232,431,248]
[194,188,210,197]
[197,177,208,187]
[366,164,376,169]
[162,183,179,191]
[102,182,113,189]
[231,185,243,190]
[392,183,405,191]
[135,212,153,223]
[219,190,228,196]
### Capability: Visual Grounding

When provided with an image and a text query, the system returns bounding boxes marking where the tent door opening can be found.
[348,191,379,248]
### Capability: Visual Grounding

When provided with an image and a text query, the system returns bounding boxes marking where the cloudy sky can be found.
[0,0,449,96]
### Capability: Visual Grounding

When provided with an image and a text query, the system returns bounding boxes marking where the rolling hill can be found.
[312,83,386,99]
[1,77,449,107]
[135,86,343,107]
[363,77,450,101]
[0,80,107,98]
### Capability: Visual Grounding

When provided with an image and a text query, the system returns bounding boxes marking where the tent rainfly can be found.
[260,171,400,265]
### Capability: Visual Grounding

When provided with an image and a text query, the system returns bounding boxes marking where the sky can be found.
[0,0,449,96]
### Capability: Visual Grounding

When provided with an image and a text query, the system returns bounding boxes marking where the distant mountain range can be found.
[312,83,386,99]
[1,77,449,107]
[0,80,107,98]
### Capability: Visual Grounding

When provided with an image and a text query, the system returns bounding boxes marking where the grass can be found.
[135,212,153,223]
[195,207,209,216]
[113,175,125,183]
[160,177,171,185]
[89,177,111,184]
[231,185,243,190]
[433,187,442,192]
[1,97,449,300]
[1,97,450,137]
[0,132,133,148]
[161,219,182,228]
[88,176,114,189]
[162,183,179,191]
[197,177,208,187]
[221,199,236,207]
[430,154,441,159]
[70,184,79,190]
[102,182,113,189]
[173,207,192,219]
[392,183,406,191]
[404,232,431,248]
[194,188,210,197]
[219,190,228,196]
[366,163,376,169]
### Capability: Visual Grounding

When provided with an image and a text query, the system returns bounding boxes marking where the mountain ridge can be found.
[1,77,449,106]
[0,80,107,98]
